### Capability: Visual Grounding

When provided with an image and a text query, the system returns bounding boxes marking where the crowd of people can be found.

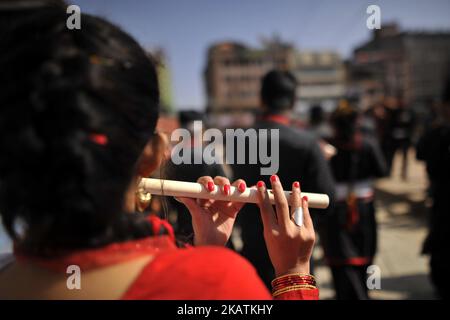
[305,87,449,299]
[166,72,387,299]
[0,0,448,301]
[163,72,450,300]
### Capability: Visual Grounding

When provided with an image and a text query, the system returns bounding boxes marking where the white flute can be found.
[139,178,329,209]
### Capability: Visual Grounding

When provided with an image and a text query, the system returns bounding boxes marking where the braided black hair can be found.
[0,0,161,256]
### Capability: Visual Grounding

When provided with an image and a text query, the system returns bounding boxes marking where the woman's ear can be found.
[136,132,168,178]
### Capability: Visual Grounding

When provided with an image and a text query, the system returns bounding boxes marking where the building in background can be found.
[148,48,175,115]
[204,38,347,126]
[351,24,450,111]
[204,25,450,126]
[403,32,450,107]
[294,51,346,114]
[204,37,295,118]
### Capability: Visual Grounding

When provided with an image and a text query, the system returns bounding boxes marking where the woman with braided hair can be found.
[0,0,319,299]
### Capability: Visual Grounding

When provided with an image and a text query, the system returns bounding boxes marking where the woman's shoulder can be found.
[122,246,271,300]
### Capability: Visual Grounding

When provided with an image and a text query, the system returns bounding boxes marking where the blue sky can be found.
[71,0,450,110]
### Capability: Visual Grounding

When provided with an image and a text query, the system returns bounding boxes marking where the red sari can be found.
[14,216,318,300]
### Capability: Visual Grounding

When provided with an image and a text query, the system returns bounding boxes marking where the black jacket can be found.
[232,119,336,287]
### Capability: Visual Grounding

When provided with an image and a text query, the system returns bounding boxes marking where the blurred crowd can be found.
[151,70,450,300]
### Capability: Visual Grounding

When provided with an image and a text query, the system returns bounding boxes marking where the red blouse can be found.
[14,216,319,300]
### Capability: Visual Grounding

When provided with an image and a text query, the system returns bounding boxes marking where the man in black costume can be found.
[232,70,335,288]
[322,101,387,300]
[416,74,450,300]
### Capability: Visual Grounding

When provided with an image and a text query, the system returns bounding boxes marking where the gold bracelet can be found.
[271,273,315,286]
[272,284,317,297]
[272,286,317,298]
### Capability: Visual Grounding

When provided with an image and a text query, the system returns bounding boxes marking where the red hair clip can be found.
[89,133,108,146]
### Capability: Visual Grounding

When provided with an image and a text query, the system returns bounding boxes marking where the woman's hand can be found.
[256,175,315,276]
[176,176,247,246]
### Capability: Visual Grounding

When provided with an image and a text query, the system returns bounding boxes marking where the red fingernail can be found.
[257,181,265,189]
[303,196,308,202]
[223,184,230,195]
[270,175,278,182]
[207,181,215,192]
[293,181,300,188]
[238,182,246,193]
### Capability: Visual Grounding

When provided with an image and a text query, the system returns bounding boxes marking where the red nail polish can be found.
[303,196,308,202]
[238,182,246,192]
[293,181,300,188]
[207,181,215,192]
[257,181,265,188]
[270,175,278,182]
[223,184,230,195]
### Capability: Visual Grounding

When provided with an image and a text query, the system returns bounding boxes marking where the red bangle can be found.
[271,273,317,295]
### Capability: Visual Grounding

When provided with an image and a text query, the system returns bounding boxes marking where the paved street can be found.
[314,149,437,299]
